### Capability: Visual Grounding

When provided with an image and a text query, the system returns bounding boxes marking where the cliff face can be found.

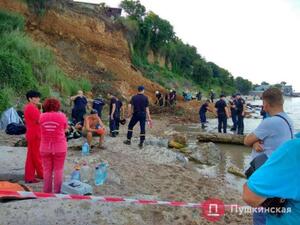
[0,0,166,101]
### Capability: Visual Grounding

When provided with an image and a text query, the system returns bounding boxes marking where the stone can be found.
[227,166,246,178]
[189,142,221,165]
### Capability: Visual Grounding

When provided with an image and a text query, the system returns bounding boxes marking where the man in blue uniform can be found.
[236,93,246,135]
[199,100,210,129]
[124,86,152,148]
[230,95,238,131]
[70,90,88,124]
[108,94,124,137]
[92,95,105,119]
[215,94,229,133]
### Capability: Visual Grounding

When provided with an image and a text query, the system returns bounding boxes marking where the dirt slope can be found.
[0,0,166,102]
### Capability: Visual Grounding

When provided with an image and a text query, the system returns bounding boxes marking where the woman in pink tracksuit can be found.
[40,98,68,193]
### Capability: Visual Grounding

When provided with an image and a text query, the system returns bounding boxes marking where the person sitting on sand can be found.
[83,109,106,149]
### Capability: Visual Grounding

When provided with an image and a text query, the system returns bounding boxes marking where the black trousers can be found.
[218,114,227,133]
[237,114,244,135]
[72,108,86,124]
[127,112,146,143]
[109,116,120,135]
[231,111,238,130]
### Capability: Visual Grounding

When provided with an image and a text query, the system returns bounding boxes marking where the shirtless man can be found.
[83,109,106,149]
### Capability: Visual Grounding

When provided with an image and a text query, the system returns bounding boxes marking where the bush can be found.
[0,10,24,34]
[0,51,37,93]
[0,88,15,113]
[0,10,93,110]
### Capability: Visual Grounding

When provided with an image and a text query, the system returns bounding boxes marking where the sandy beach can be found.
[0,117,252,225]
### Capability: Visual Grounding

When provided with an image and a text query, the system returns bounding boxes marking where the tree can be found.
[235,77,253,95]
[261,81,269,85]
[120,0,146,21]
[280,81,287,86]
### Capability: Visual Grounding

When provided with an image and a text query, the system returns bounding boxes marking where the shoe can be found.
[25,179,40,184]
[230,128,236,131]
[110,133,116,138]
[138,143,143,149]
[123,140,131,145]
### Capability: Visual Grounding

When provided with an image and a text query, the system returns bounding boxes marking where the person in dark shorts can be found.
[199,100,210,129]
[92,95,105,119]
[236,93,246,135]
[70,90,88,124]
[215,94,229,133]
[108,93,124,137]
[124,86,152,148]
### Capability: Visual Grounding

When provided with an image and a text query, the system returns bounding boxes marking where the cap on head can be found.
[236,93,241,96]
[232,94,236,98]
[90,109,98,115]
[138,86,144,92]
[220,94,226,98]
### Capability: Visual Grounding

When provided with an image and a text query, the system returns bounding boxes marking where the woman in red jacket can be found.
[40,98,68,193]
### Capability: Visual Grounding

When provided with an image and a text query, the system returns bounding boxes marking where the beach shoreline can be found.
[0,116,252,225]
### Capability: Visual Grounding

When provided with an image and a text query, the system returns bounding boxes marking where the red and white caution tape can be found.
[0,190,202,208]
[0,190,242,210]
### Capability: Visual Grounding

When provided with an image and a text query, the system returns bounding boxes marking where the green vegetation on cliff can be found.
[119,0,252,95]
[0,10,91,112]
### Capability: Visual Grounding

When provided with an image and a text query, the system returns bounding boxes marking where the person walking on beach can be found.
[244,88,293,225]
[235,93,246,135]
[124,86,152,148]
[40,98,68,193]
[215,94,229,133]
[108,93,124,137]
[70,90,88,124]
[24,90,43,183]
[199,100,210,129]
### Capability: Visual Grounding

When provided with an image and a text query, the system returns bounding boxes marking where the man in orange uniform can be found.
[24,90,43,183]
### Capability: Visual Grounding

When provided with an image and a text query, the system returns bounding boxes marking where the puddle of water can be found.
[172,123,252,193]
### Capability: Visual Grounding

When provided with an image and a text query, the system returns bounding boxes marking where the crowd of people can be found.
[154,89,177,107]
[20,85,300,224]
[197,93,246,134]
[22,85,151,194]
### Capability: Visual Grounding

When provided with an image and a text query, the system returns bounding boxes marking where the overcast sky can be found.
[75,0,300,91]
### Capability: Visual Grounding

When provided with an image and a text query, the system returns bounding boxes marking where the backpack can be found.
[5,123,26,135]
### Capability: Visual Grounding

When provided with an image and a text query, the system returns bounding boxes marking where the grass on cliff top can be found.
[0,10,92,113]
